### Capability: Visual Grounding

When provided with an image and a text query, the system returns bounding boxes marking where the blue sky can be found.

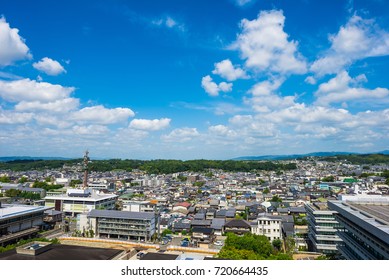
[0,0,388,159]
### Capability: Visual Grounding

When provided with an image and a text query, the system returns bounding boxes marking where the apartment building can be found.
[305,202,343,255]
[251,214,282,241]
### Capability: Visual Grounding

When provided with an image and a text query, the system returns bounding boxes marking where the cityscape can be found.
[0,151,388,260]
[1,0,389,262]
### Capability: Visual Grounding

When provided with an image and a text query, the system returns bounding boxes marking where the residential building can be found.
[223,219,251,235]
[305,202,343,255]
[251,214,282,241]
[328,200,389,260]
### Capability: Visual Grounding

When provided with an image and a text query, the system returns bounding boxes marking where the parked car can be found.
[214,241,224,246]
[136,252,145,259]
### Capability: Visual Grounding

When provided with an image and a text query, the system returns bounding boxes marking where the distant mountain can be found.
[0,156,71,162]
[232,151,362,161]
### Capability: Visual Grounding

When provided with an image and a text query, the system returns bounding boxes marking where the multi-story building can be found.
[0,203,52,246]
[251,215,282,241]
[305,202,343,255]
[78,209,156,241]
[328,200,389,260]
[122,200,157,213]
[44,189,117,216]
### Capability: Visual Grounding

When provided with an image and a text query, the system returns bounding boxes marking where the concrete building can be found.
[0,203,52,246]
[328,200,389,260]
[44,188,117,216]
[79,209,156,241]
[251,214,282,241]
[305,202,343,255]
[122,201,157,213]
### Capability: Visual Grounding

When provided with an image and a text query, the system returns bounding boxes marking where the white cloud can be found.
[71,105,135,124]
[234,0,256,7]
[212,59,247,81]
[15,98,79,113]
[231,10,307,74]
[305,76,316,85]
[129,118,171,131]
[208,125,237,137]
[0,17,32,66]
[33,57,66,76]
[72,125,109,135]
[201,75,233,96]
[151,16,186,32]
[0,109,32,124]
[0,78,74,103]
[311,15,389,76]
[161,127,200,142]
[315,71,389,106]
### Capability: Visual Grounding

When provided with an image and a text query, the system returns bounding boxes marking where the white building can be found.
[122,200,156,213]
[44,188,117,216]
[251,214,282,241]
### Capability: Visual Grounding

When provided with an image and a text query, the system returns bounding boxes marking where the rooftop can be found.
[88,209,155,220]
[0,244,122,260]
[0,204,52,220]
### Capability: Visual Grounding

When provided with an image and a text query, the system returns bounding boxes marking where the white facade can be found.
[251,215,282,241]
[44,188,117,216]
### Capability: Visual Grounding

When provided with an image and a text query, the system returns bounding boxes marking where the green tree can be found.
[161,229,172,237]
[270,195,282,202]
[18,177,28,183]
[0,176,11,183]
[272,239,282,251]
[263,188,270,194]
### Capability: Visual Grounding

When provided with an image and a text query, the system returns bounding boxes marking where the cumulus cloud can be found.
[71,105,135,124]
[0,17,32,66]
[0,78,74,103]
[208,125,237,137]
[15,98,79,113]
[33,57,66,75]
[311,15,389,76]
[201,75,233,96]
[0,109,32,124]
[129,118,171,131]
[161,127,200,142]
[315,71,389,106]
[231,10,307,75]
[72,125,109,135]
[212,59,247,81]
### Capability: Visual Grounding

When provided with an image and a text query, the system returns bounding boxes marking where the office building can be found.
[0,203,52,246]
[44,188,117,216]
[79,209,156,241]
[328,200,389,259]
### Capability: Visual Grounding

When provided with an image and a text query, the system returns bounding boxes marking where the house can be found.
[251,215,282,241]
[210,218,225,236]
[223,219,251,235]
[191,227,215,244]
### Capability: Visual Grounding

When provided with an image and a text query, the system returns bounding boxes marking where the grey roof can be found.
[282,223,295,236]
[194,213,206,220]
[44,209,63,216]
[225,209,236,218]
[216,209,226,217]
[224,219,251,228]
[88,209,155,220]
[191,219,211,226]
[211,218,226,230]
